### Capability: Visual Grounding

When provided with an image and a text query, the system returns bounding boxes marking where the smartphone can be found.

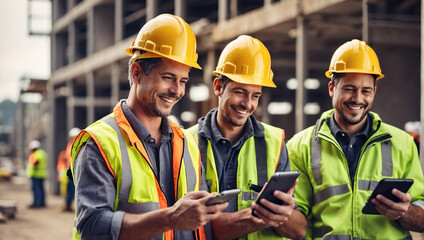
[252,170,300,216]
[206,189,241,206]
[362,178,414,215]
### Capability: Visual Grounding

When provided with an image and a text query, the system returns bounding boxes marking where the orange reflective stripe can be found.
[164,229,173,240]
[28,153,37,165]
[196,227,206,240]
[170,122,183,200]
[113,103,153,168]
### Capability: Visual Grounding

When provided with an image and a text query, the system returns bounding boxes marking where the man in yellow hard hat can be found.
[189,35,307,239]
[71,14,227,240]
[287,39,424,239]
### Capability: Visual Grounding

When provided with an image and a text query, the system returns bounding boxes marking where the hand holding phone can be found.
[362,178,414,215]
[206,189,241,206]
[252,170,300,216]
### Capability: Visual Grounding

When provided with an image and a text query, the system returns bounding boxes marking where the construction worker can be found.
[287,39,424,239]
[57,127,80,212]
[189,35,306,239]
[27,140,48,208]
[404,121,420,154]
[71,14,227,240]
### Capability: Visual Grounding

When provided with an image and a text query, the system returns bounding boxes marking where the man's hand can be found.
[250,180,298,227]
[371,188,410,220]
[170,191,228,231]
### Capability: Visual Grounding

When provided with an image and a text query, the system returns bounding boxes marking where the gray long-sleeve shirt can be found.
[73,101,207,240]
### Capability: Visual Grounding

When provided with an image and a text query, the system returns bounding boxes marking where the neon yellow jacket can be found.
[26,148,48,179]
[189,121,286,240]
[71,103,205,240]
[287,110,424,239]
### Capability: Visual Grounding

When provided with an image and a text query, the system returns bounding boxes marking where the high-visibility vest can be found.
[288,110,424,239]
[71,103,205,240]
[26,148,48,179]
[189,122,286,240]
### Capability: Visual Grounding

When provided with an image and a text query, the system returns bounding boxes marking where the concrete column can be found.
[230,0,237,18]
[68,23,76,63]
[111,62,121,106]
[295,14,307,133]
[47,85,58,194]
[66,81,75,132]
[204,49,217,112]
[115,0,123,42]
[218,0,228,23]
[175,0,186,18]
[147,0,158,21]
[87,72,95,124]
[264,0,272,7]
[87,9,95,55]
[362,0,369,43]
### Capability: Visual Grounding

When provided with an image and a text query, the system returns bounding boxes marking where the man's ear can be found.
[213,78,223,96]
[328,81,335,98]
[131,62,144,84]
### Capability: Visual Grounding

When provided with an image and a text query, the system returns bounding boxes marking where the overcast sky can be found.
[0,0,50,102]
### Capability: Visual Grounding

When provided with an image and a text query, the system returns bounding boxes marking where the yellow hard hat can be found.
[213,35,275,88]
[126,14,201,69]
[325,39,384,80]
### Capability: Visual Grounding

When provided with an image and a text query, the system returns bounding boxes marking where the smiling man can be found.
[189,35,306,239]
[287,39,424,239]
[70,14,228,240]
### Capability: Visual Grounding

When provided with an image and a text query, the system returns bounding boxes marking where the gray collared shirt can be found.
[197,108,290,212]
[328,113,374,184]
[73,100,204,240]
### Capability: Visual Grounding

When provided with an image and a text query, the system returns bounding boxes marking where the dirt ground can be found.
[0,176,423,240]
[0,177,74,240]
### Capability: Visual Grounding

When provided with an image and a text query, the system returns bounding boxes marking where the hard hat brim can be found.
[127,48,202,70]
[214,71,276,88]
[325,70,384,80]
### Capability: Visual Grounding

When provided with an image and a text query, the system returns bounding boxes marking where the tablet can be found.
[206,189,241,206]
[252,170,300,216]
[362,178,414,215]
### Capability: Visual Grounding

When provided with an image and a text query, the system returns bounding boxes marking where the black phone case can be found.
[362,178,414,215]
[252,170,300,216]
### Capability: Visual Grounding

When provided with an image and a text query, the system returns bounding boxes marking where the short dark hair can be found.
[128,51,162,87]
[331,73,377,87]
[217,75,232,91]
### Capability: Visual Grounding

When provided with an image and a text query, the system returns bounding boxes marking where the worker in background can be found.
[287,39,424,239]
[71,14,227,240]
[27,140,48,208]
[405,121,420,154]
[189,35,306,239]
[57,127,80,212]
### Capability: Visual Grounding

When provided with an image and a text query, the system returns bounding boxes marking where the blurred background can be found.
[0,0,422,199]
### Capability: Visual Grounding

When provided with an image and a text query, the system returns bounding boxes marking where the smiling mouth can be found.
[231,105,251,115]
[160,96,175,103]
[345,102,366,110]
[158,93,179,104]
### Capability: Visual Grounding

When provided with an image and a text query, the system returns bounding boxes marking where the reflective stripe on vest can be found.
[101,115,133,203]
[310,131,393,186]
[102,115,197,208]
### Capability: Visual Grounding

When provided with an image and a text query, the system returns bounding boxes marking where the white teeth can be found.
[349,105,361,110]
[161,97,174,103]
[235,109,247,114]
